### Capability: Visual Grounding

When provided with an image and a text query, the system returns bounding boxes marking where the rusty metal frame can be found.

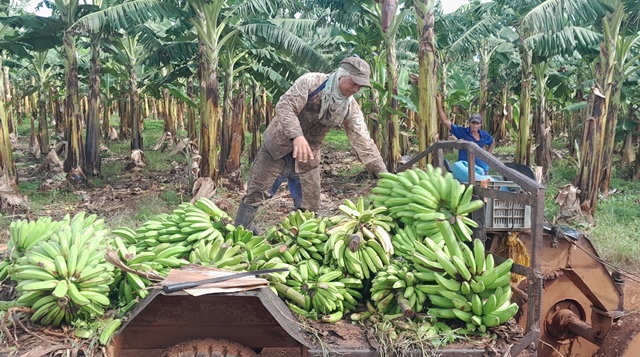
[397,140,545,354]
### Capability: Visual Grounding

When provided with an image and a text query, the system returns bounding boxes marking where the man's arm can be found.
[435,93,452,130]
[275,74,325,163]
[487,140,495,153]
[342,101,387,175]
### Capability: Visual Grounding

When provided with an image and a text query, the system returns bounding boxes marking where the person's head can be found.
[469,114,482,133]
[338,56,371,96]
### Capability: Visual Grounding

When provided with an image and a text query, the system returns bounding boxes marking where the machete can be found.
[162,268,289,294]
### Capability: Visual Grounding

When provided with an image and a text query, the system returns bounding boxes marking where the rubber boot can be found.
[235,202,258,234]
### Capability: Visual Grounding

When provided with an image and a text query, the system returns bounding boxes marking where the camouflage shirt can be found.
[263,73,387,174]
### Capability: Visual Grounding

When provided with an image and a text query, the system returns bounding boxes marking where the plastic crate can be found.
[485,198,531,229]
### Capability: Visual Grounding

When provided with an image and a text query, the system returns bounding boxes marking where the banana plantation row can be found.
[0,0,638,219]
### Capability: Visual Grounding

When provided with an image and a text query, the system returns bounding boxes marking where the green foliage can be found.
[18,181,83,212]
[160,189,182,206]
[543,157,640,268]
[323,129,351,151]
[589,191,640,269]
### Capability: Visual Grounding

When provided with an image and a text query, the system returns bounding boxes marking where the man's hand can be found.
[293,136,314,163]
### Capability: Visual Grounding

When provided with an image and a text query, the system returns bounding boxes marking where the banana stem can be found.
[349,234,361,253]
[274,283,306,308]
[395,292,415,318]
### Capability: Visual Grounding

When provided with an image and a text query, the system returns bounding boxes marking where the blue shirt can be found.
[450,123,494,173]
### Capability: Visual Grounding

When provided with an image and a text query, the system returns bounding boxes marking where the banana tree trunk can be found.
[621,102,636,166]
[492,84,508,143]
[416,0,438,166]
[37,84,49,155]
[130,70,142,151]
[84,35,101,176]
[102,83,111,141]
[29,101,40,158]
[51,88,64,136]
[384,37,400,171]
[3,66,13,137]
[575,5,623,216]
[28,78,39,156]
[119,91,130,140]
[177,100,185,132]
[249,83,262,162]
[438,57,449,141]
[600,86,621,196]
[478,48,489,122]
[193,0,224,183]
[226,87,245,173]
[62,32,85,180]
[151,97,157,119]
[174,97,182,131]
[516,44,532,165]
[368,88,381,150]
[198,43,221,181]
[143,95,149,119]
[220,68,234,174]
[0,84,25,207]
[568,86,585,156]
[162,88,175,144]
[187,77,197,141]
[533,63,552,177]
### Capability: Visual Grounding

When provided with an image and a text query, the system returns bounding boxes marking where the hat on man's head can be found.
[469,114,483,124]
[340,56,372,87]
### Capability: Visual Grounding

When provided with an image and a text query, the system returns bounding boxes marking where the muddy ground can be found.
[2,142,640,356]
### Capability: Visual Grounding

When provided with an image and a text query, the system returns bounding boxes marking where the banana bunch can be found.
[13,213,114,327]
[249,257,292,284]
[274,260,363,321]
[265,210,329,264]
[110,236,189,308]
[1,216,73,280]
[328,197,394,253]
[188,237,248,271]
[322,198,394,279]
[415,235,517,332]
[370,167,483,242]
[325,230,389,279]
[225,225,272,262]
[391,225,434,259]
[0,260,10,282]
[193,197,232,221]
[123,198,230,250]
[369,261,428,317]
[7,216,69,259]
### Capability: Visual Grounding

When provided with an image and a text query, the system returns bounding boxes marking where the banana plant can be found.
[576,0,640,213]
[511,0,608,165]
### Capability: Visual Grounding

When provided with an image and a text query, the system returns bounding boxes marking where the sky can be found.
[24,0,468,16]
[442,0,468,14]
[25,0,50,16]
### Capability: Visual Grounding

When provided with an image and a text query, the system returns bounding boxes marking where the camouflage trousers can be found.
[241,146,321,212]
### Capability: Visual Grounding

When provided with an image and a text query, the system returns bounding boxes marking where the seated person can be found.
[436,94,495,174]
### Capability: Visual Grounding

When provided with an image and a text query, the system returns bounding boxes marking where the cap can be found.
[469,114,483,124]
[340,57,372,87]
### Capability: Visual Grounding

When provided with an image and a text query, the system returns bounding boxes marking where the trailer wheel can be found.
[161,338,257,357]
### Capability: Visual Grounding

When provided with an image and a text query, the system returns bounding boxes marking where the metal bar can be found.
[473,186,538,206]
[307,348,488,357]
[162,268,289,293]
[527,184,545,335]
[510,328,540,356]
[492,255,530,277]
